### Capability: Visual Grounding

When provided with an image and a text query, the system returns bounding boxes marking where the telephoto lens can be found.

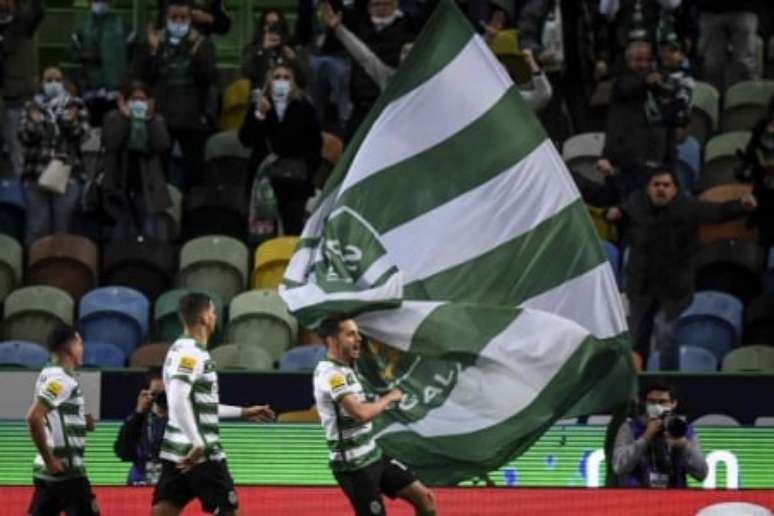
[663,414,687,438]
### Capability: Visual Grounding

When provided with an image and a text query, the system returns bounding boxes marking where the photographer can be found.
[613,383,708,488]
[113,370,168,485]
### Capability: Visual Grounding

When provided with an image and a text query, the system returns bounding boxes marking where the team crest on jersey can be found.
[329,374,346,391]
[178,356,197,372]
[45,380,63,397]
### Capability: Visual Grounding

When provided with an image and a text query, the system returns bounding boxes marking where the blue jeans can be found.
[24,179,82,245]
[309,54,352,132]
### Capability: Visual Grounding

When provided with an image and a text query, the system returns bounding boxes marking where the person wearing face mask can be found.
[71,0,133,126]
[100,80,172,240]
[18,66,90,245]
[156,0,230,36]
[131,0,218,192]
[613,383,707,488]
[0,0,44,179]
[238,64,322,235]
[739,98,774,249]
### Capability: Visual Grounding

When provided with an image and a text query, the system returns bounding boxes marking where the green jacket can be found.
[72,12,130,93]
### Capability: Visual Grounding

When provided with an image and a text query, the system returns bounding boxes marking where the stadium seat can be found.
[720,80,774,133]
[0,177,26,242]
[646,350,661,371]
[129,342,171,368]
[697,184,757,244]
[678,345,718,372]
[210,343,274,371]
[226,289,298,362]
[673,291,743,360]
[691,414,740,426]
[562,132,606,185]
[722,345,774,372]
[203,130,253,190]
[696,239,764,304]
[101,238,176,301]
[677,135,701,184]
[588,205,618,242]
[177,235,248,304]
[159,183,182,241]
[82,340,126,368]
[277,405,320,423]
[687,81,719,145]
[697,502,773,516]
[2,286,74,345]
[153,288,224,342]
[0,340,49,368]
[279,344,326,372]
[251,236,300,290]
[218,79,251,132]
[754,417,774,426]
[0,234,22,304]
[78,287,150,359]
[698,132,752,192]
[744,294,774,344]
[181,185,248,242]
[27,234,98,302]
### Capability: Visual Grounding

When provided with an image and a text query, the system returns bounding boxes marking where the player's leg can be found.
[189,460,239,516]
[27,479,66,516]
[334,460,386,516]
[381,457,436,516]
[151,461,194,516]
[63,476,100,515]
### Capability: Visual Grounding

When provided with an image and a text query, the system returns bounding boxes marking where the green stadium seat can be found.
[177,235,248,304]
[721,80,774,133]
[698,132,752,192]
[210,342,274,370]
[226,289,298,362]
[28,234,98,302]
[721,345,774,372]
[153,288,224,342]
[2,286,74,345]
[561,132,606,185]
[688,81,719,145]
[159,183,182,241]
[0,234,22,304]
[204,130,252,187]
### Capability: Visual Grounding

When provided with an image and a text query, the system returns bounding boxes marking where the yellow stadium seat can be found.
[587,205,618,242]
[218,79,251,131]
[251,236,300,290]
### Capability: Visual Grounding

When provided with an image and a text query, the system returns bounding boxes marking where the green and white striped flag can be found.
[280,0,635,485]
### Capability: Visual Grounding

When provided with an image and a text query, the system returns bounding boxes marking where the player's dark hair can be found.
[643,381,677,401]
[145,368,163,388]
[47,324,78,353]
[317,315,353,341]
[178,292,212,327]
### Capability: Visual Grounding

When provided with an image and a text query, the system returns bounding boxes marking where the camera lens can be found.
[664,415,687,438]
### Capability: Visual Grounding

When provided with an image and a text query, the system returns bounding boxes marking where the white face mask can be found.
[43,80,64,99]
[166,20,190,41]
[127,99,148,119]
[91,1,109,16]
[371,12,398,29]
[646,403,669,419]
[271,79,291,101]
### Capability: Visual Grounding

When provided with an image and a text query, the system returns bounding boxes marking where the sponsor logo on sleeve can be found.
[329,374,347,392]
[44,380,63,398]
[178,356,197,373]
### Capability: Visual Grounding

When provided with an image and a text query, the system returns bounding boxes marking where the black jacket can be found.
[620,190,747,299]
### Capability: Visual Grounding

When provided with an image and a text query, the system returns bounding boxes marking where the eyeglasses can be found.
[43,78,63,83]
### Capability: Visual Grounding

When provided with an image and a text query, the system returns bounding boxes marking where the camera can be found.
[660,412,687,439]
[152,391,167,409]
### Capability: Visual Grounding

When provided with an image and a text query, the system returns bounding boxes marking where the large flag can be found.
[280,0,635,485]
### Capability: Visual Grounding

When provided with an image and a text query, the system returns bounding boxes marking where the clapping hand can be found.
[242,405,276,422]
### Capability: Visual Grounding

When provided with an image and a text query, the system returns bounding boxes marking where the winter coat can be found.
[0,0,44,101]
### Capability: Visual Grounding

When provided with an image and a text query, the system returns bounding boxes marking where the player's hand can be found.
[256,95,272,116]
[191,8,214,25]
[146,23,161,52]
[383,389,403,404]
[320,2,341,30]
[30,107,44,123]
[45,456,65,475]
[642,418,663,442]
[85,413,96,432]
[135,389,153,414]
[177,445,204,473]
[646,72,662,86]
[605,207,623,222]
[242,405,276,422]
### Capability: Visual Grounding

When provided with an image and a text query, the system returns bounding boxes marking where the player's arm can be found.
[339,389,402,424]
[26,400,64,474]
[218,404,275,422]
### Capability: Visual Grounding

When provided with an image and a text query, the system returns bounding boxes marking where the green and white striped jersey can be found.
[313,358,382,472]
[32,363,87,481]
[160,337,225,463]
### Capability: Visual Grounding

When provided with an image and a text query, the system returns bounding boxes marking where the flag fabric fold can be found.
[280,0,635,485]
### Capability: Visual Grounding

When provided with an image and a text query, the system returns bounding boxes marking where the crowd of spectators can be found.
[0,0,772,372]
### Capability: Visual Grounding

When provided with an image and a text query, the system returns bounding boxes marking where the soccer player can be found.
[26,325,100,516]
[151,293,275,516]
[314,316,436,516]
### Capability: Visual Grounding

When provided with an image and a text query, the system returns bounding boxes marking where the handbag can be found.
[37,158,72,194]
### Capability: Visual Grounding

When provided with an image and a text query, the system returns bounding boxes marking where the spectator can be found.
[345,0,415,137]
[597,40,670,197]
[296,0,352,134]
[605,166,756,369]
[242,10,313,90]
[157,0,230,36]
[696,0,760,91]
[0,0,44,178]
[613,382,708,487]
[114,370,168,485]
[71,0,133,127]
[101,80,172,240]
[131,0,218,192]
[239,64,322,235]
[18,66,90,245]
[739,98,774,248]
